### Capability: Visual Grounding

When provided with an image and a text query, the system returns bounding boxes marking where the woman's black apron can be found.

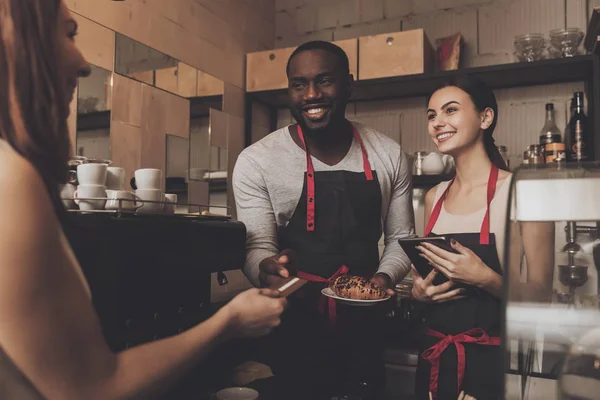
[415,165,503,400]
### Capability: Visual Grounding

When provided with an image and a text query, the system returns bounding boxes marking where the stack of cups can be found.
[74,164,108,211]
[135,169,164,214]
[106,167,142,211]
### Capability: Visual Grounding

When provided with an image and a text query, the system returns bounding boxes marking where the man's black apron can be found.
[415,165,504,400]
[266,124,387,399]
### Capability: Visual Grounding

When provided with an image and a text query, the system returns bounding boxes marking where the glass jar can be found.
[526,144,545,165]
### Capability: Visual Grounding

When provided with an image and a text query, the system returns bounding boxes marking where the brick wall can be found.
[274,0,594,165]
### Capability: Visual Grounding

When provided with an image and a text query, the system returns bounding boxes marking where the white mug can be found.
[135,189,163,214]
[106,167,125,190]
[134,168,163,190]
[77,163,108,185]
[74,184,106,211]
[163,193,177,214]
[106,190,143,211]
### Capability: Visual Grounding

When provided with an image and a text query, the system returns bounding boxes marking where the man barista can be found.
[233,41,415,399]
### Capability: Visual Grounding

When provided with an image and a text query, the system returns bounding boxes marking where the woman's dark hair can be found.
[0,0,70,213]
[427,75,509,171]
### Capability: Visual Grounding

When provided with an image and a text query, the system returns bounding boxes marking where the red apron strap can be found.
[297,266,349,328]
[424,165,499,245]
[297,126,316,232]
[424,178,454,237]
[422,328,501,399]
[480,164,499,245]
[351,127,374,181]
[297,125,372,232]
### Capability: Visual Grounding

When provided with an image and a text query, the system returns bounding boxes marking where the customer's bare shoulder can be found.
[0,142,58,238]
[0,142,46,201]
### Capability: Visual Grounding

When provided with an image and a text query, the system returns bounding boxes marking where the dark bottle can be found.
[565,92,589,162]
[539,103,562,145]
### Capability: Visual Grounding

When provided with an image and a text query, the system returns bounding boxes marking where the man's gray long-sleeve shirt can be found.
[232,122,416,287]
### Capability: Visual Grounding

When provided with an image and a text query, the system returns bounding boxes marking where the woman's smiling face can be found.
[426,85,492,155]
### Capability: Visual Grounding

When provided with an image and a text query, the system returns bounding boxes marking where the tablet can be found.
[398,236,458,286]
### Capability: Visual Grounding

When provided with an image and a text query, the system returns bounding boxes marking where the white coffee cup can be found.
[135,189,163,214]
[74,184,106,211]
[60,183,77,209]
[134,168,163,190]
[106,190,143,211]
[106,167,125,190]
[163,193,177,214]
[77,163,108,185]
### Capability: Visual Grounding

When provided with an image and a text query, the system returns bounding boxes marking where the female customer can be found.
[411,76,554,400]
[0,1,285,399]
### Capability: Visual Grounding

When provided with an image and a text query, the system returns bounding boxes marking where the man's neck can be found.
[292,119,354,166]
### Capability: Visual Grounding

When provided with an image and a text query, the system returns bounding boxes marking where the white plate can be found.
[321,287,391,307]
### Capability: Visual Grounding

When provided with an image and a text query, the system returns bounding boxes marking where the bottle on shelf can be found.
[539,103,562,145]
[563,97,574,146]
[565,92,589,162]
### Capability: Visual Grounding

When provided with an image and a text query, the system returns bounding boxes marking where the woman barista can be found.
[411,76,554,399]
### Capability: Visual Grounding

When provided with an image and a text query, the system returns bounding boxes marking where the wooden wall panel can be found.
[197,71,225,97]
[178,63,198,97]
[140,85,168,176]
[111,121,142,187]
[166,94,190,139]
[73,14,115,71]
[155,66,179,94]
[111,74,143,127]
[223,83,245,119]
[66,0,274,89]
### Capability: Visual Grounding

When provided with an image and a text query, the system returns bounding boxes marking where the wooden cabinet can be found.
[246,39,359,92]
[246,47,295,92]
[334,38,358,78]
[358,29,433,80]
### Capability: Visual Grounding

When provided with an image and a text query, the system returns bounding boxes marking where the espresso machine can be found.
[505,162,600,399]
[61,211,247,399]
[557,222,598,305]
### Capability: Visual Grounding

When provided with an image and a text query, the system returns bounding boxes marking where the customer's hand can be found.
[429,391,477,400]
[225,288,287,338]
[258,249,297,287]
[457,391,477,400]
[411,265,465,303]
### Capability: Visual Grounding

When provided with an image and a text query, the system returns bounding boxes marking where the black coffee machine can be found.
[61,211,246,399]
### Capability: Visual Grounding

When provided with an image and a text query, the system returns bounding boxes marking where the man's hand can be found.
[258,249,296,287]
[370,273,395,297]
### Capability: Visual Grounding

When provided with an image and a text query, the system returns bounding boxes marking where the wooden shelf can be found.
[247,56,596,109]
